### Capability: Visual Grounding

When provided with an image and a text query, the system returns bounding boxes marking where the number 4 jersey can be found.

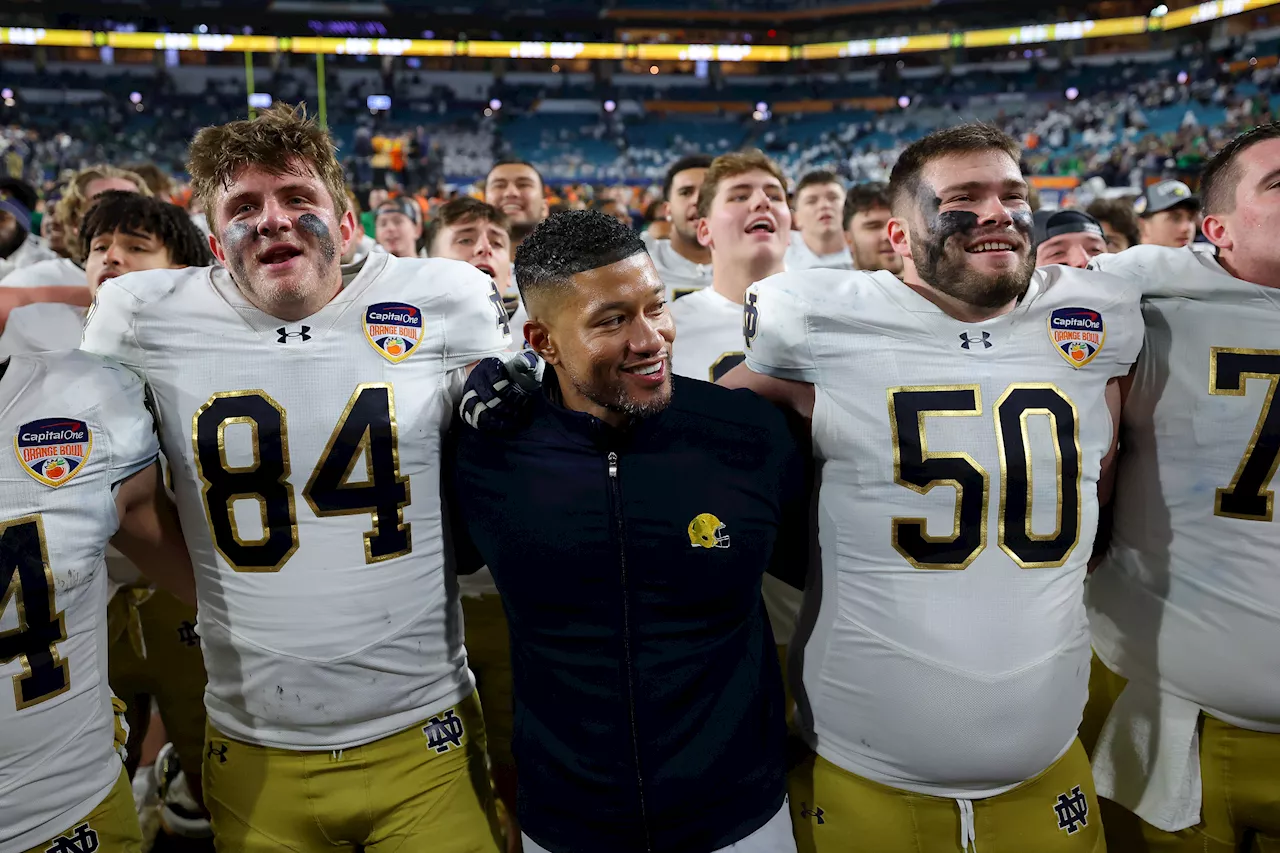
[1087,245,1280,731]
[81,252,511,750]
[0,351,158,852]
[745,266,1142,798]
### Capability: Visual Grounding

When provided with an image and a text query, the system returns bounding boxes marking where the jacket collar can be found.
[540,365,645,449]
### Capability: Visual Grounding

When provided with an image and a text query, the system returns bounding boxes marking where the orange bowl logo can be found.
[1048,307,1105,369]
[364,302,423,364]
[14,418,93,488]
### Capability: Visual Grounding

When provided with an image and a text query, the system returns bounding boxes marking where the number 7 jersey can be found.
[745,266,1142,797]
[81,252,511,750]
[1087,245,1280,731]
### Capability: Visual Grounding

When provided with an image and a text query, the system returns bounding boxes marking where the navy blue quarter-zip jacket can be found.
[446,370,809,853]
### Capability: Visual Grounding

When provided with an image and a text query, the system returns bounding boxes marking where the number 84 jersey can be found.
[745,266,1142,798]
[82,252,511,750]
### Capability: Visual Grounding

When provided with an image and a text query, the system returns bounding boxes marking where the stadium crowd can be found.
[1,19,1279,853]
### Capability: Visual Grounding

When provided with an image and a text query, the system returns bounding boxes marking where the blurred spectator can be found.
[374,197,425,258]
[1136,180,1200,248]
[1086,198,1142,253]
[842,183,902,276]
[1033,209,1108,268]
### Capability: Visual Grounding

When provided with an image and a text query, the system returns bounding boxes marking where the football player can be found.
[425,195,521,846]
[1,349,194,853]
[1084,123,1280,851]
[722,123,1142,852]
[641,154,713,300]
[842,183,903,276]
[668,150,804,702]
[785,171,854,271]
[1,165,150,290]
[81,104,510,853]
[0,192,210,356]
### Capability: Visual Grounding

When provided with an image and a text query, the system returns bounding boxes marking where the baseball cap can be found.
[1134,180,1199,217]
[375,197,422,226]
[1033,209,1104,247]
[0,190,32,238]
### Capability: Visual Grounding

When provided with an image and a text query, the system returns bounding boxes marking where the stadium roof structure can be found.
[2,0,1276,59]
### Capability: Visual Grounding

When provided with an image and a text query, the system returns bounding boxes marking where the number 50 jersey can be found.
[745,266,1142,798]
[82,252,511,750]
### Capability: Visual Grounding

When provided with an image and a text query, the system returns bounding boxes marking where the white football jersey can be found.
[81,251,511,750]
[670,286,747,383]
[1087,246,1280,732]
[643,232,713,300]
[0,257,85,289]
[669,285,806,644]
[0,351,157,852]
[785,231,854,272]
[747,266,1142,797]
[0,303,85,358]
[0,236,57,282]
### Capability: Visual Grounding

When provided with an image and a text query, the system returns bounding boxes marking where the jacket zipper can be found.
[608,450,652,851]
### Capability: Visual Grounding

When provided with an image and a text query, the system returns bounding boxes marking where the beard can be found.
[564,359,673,422]
[913,234,1035,309]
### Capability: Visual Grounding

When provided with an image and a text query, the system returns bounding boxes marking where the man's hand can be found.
[459,350,544,433]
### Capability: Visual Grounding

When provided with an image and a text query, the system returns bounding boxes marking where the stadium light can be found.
[1066,87,1080,100]
[649,66,659,75]
[603,99,617,113]
[248,92,272,109]
[367,94,391,112]
[756,101,768,112]
[0,89,11,100]
[489,98,502,111]
[1150,4,1168,16]
[898,95,911,108]
[197,23,209,33]
[483,108,494,117]
[129,91,142,104]
[1177,71,1188,84]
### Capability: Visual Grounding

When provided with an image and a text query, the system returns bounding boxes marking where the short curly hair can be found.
[514,209,646,307]
[80,191,213,269]
[187,102,347,233]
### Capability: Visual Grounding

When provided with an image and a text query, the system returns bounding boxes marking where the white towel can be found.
[1090,676,1203,832]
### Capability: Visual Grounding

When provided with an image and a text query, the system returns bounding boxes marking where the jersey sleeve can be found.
[744,272,819,383]
[80,277,145,371]
[437,262,512,373]
[92,357,160,483]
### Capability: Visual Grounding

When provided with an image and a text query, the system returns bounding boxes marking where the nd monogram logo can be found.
[177,620,200,647]
[423,709,465,754]
[1054,785,1089,835]
[44,823,99,852]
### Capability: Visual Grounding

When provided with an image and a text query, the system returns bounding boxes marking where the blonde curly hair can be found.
[55,164,152,263]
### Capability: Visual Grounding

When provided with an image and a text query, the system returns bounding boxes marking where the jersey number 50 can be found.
[192,384,410,572]
[888,383,1081,570]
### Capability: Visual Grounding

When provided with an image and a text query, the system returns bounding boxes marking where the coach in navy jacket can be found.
[446,211,809,853]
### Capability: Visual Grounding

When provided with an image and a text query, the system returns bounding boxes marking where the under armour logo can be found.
[44,823,99,853]
[277,326,311,343]
[177,621,200,648]
[800,802,825,825]
[959,331,992,349]
[1054,785,1089,835]
[422,708,465,754]
[207,743,228,764]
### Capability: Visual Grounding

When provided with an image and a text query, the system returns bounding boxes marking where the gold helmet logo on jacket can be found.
[688,513,730,549]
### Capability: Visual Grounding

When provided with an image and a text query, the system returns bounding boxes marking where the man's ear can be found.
[209,233,226,267]
[338,208,358,256]
[525,321,560,366]
[1200,211,1232,251]
[887,216,913,260]
[696,217,712,250]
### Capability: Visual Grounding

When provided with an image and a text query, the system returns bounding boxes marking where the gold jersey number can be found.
[888,383,1082,570]
[191,383,411,572]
